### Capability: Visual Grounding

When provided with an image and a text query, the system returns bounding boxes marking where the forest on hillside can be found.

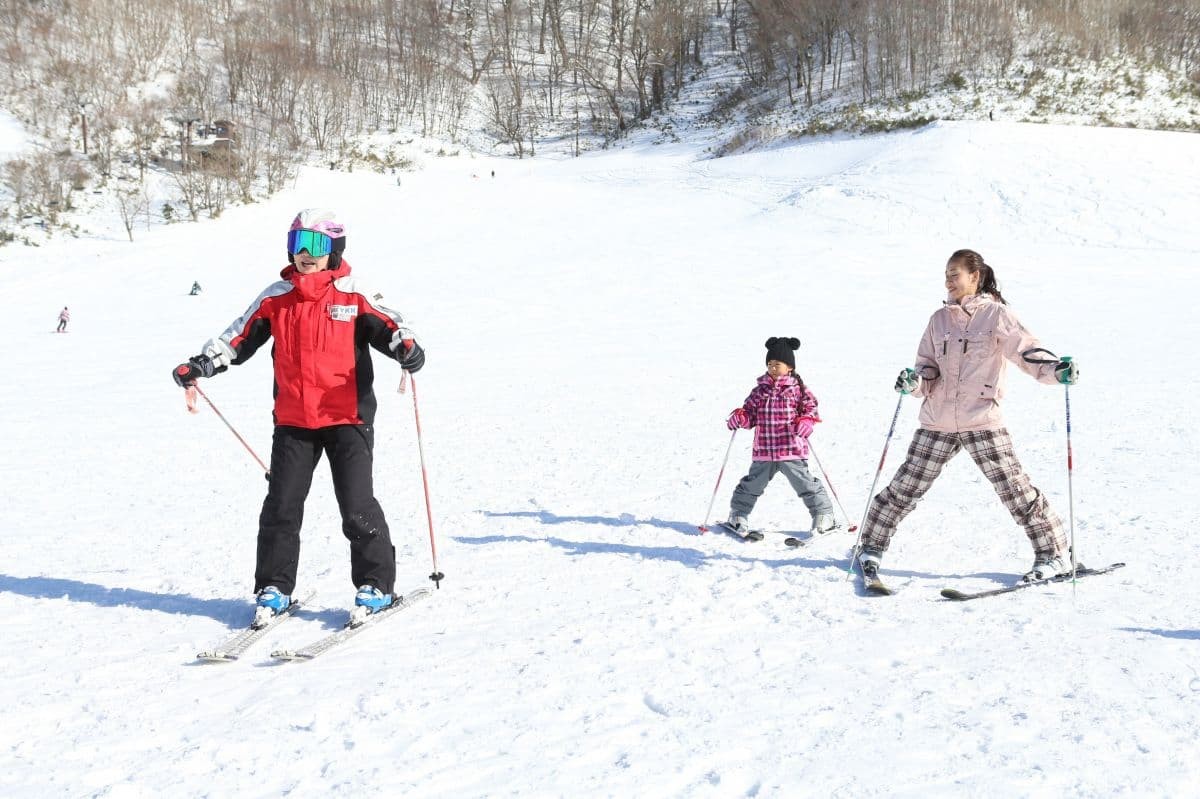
[2,0,1198,231]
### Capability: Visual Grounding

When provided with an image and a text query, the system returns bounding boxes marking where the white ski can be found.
[196,592,316,662]
[271,588,432,662]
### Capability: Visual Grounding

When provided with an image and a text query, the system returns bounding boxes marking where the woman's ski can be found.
[940,562,1126,601]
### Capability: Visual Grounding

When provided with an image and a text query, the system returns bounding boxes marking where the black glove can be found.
[396,339,425,373]
[172,354,216,387]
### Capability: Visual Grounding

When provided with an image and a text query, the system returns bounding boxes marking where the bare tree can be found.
[112,176,147,242]
[2,158,31,214]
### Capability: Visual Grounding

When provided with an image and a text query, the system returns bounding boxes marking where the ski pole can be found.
[807,442,857,532]
[698,429,738,533]
[1022,348,1079,586]
[845,394,905,578]
[189,383,270,479]
[1064,372,1078,586]
[400,370,444,588]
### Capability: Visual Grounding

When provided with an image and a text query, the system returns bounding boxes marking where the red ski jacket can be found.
[202,260,414,429]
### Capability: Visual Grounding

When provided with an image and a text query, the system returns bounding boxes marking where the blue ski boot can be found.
[350,585,394,626]
[253,585,291,627]
[354,585,394,612]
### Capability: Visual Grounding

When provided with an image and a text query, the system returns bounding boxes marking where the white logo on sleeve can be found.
[328,304,358,322]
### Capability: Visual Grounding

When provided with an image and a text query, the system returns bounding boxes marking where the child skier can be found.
[171,209,426,626]
[56,306,69,332]
[721,337,837,538]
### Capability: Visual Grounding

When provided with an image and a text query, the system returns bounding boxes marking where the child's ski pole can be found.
[808,442,857,532]
[400,370,444,588]
[188,383,270,480]
[699,430,738,533]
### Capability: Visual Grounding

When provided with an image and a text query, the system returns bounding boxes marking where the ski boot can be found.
[350,585,394,625]
[252,586,291,628]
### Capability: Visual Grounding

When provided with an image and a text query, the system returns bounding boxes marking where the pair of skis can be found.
[856,562,1126,599]
[196,588,431,663]
[705,521,835,548]
[705,520,1125,600]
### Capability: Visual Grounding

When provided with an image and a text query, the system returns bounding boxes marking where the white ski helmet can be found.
[287,208,347,267]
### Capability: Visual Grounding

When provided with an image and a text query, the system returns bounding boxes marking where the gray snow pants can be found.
[729,459,833,521]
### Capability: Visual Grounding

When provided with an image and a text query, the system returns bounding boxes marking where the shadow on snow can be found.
[473,511,1036,582]
[456,532,838,571]
[1120,627,1200,641]
[465,509,839,570]
[0,573,248,623]
[482,509,699,536]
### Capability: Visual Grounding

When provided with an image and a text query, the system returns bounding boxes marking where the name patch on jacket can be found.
[328,304,358,322]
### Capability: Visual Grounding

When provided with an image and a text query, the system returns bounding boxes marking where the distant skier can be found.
[56,306,69,332]
[721,337,837,538]
[170,209,426,625]
[189,281,202,295]
[855,249,1079,586]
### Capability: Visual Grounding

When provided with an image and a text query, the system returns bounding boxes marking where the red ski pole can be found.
[189,383,270,479]
[400,370,444,588]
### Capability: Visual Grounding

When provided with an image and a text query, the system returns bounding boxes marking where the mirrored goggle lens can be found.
[287,229,333,257]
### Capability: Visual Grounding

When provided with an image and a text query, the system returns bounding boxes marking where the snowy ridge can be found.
[0,122,1198,796]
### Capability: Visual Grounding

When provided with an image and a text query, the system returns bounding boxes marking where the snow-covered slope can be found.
[1,122,1197,797]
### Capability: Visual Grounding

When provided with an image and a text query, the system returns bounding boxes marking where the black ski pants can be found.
[255,424,395,596]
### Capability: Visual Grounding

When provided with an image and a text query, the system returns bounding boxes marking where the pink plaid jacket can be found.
[734,373,820,461]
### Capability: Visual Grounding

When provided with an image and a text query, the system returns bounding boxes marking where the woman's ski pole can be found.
[1021,348,1079,585]
[400,371,444,588]
[846,395,905,578]
[807,442,857,532]
[699,429,738,533]
[188,383,270,479]
[1063,364,1078,584]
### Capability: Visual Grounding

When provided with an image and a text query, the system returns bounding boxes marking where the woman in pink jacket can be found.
[856,249,1079,584]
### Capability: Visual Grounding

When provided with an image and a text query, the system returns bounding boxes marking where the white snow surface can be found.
[1,121,1198,797]
[0,109,29,159]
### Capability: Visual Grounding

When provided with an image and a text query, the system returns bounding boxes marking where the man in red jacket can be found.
[173,209,425,625]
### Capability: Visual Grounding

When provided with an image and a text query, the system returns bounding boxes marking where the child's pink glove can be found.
[793,416,817,438]
[726,408,749,430]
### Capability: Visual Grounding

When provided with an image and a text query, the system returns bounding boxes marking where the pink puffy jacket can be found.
[909,294,1061,432]
[733,373,820,461]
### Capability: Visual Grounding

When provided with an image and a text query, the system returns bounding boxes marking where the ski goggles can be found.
[286,229,334,257]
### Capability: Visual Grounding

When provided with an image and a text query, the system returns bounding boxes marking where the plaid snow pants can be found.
[859,428,1067,558]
